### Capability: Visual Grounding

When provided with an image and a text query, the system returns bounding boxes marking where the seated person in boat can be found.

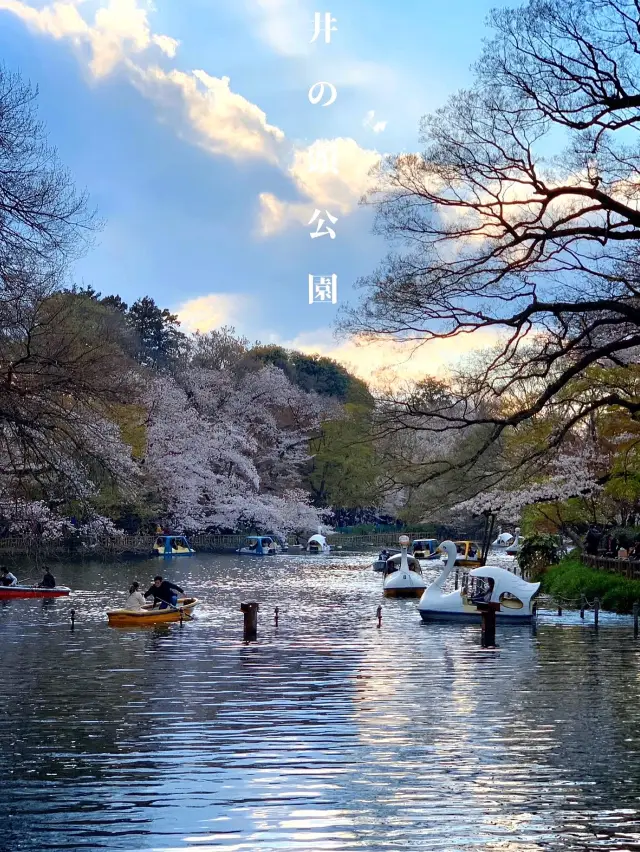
[144,575,184,609]
[471,577,495,604]
[378,549,389,561]
[0,568,17,586]
[39,568,56,588]
[125,581,146,610]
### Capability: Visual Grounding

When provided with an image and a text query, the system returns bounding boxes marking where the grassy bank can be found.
[541,555,640,614]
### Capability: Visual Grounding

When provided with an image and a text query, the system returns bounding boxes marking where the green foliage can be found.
[542,556,640,614]
[518,534,560,576]
[306,403,380,508]
[250,346,373,405]
[127,296,187,370]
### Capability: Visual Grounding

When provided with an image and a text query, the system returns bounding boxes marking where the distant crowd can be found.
[585,526,640,560]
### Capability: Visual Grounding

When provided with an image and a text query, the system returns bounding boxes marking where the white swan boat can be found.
[492,531,515,548]
[307,533,330,553]
[418,540,539,621]
[505,527,523,555]
[383,536,427,598]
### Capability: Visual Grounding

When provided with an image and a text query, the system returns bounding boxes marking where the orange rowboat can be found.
[106,597,199,627]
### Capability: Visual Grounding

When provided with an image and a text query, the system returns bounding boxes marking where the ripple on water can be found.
[0,551,639,851]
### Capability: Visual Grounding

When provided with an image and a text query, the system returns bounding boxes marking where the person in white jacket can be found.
[124,581,147,609]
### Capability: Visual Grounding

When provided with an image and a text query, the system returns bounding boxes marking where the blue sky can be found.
[0,0,508,380]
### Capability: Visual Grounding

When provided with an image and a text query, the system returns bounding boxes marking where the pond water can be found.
[1,550,640,852]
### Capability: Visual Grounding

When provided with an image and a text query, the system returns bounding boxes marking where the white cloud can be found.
[175,293,253,334]
[0,0,179,78]
[258,137,381,236]
[128,65,285,162]
[0,1,385,233]
[363,110,387,134]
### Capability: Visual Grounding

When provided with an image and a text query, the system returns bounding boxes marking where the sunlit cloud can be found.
[0,0,179,78]
[128,65,285,162]
[175,293,254,334]
[273,327,504,386]
[0,1,384,234]
[258,137,381,236]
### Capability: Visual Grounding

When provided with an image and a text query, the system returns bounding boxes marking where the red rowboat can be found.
[0,585,71,599]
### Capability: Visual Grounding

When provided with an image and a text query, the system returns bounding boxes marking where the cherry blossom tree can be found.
[144,365,333,534]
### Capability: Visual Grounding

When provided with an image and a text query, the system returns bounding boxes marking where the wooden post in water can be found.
[70,609,75,632]
[634,602,639,639]
[376,605,382,628]
[477,602,500,648]
[274,606,279,627]
[594,598,600,630]
[580,596,585,620]
[240,602,259,640]
[557,604,562,616]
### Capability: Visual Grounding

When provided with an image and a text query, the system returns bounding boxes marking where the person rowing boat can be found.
[144,575,184,610]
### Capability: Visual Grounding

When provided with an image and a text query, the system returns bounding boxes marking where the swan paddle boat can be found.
[237,535,277,555]
[411,539,440,560]
[492,531,515,548]
[0,584,71,600]
[418,540,539,622]
[107,597,200,627]
[383,536,427,598]
[506,528,524,555]
[307,533,330,554]
[153,535,196,556]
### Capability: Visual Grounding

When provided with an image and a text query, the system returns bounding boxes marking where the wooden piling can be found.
[557,605,562,616]
[477,602,500,648]
[580,596,585,619]
[70,609,75,631]
[274,606,279,627]
[634,602,639,639]
[376,605,382,628]
[240,602,259,640]
[594,597,600,630]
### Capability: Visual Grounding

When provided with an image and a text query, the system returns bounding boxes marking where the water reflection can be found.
[0,551,638,850]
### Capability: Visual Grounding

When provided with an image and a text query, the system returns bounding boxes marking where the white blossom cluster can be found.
[453,446,603,521]
[145,366,334,535]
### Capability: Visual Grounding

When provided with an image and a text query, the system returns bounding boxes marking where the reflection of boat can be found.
[107,597,199,627]
[443,540,483,567]
[236,535,277,555]
[383,537,427,598]
[153,535,196,556]
[492,531,515,548]
[419,540,539,621]
[506,527,523,555]
[372,548,400,571]
[0,585,71,599]
[307,533,330,553]
[411,539,440,559]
